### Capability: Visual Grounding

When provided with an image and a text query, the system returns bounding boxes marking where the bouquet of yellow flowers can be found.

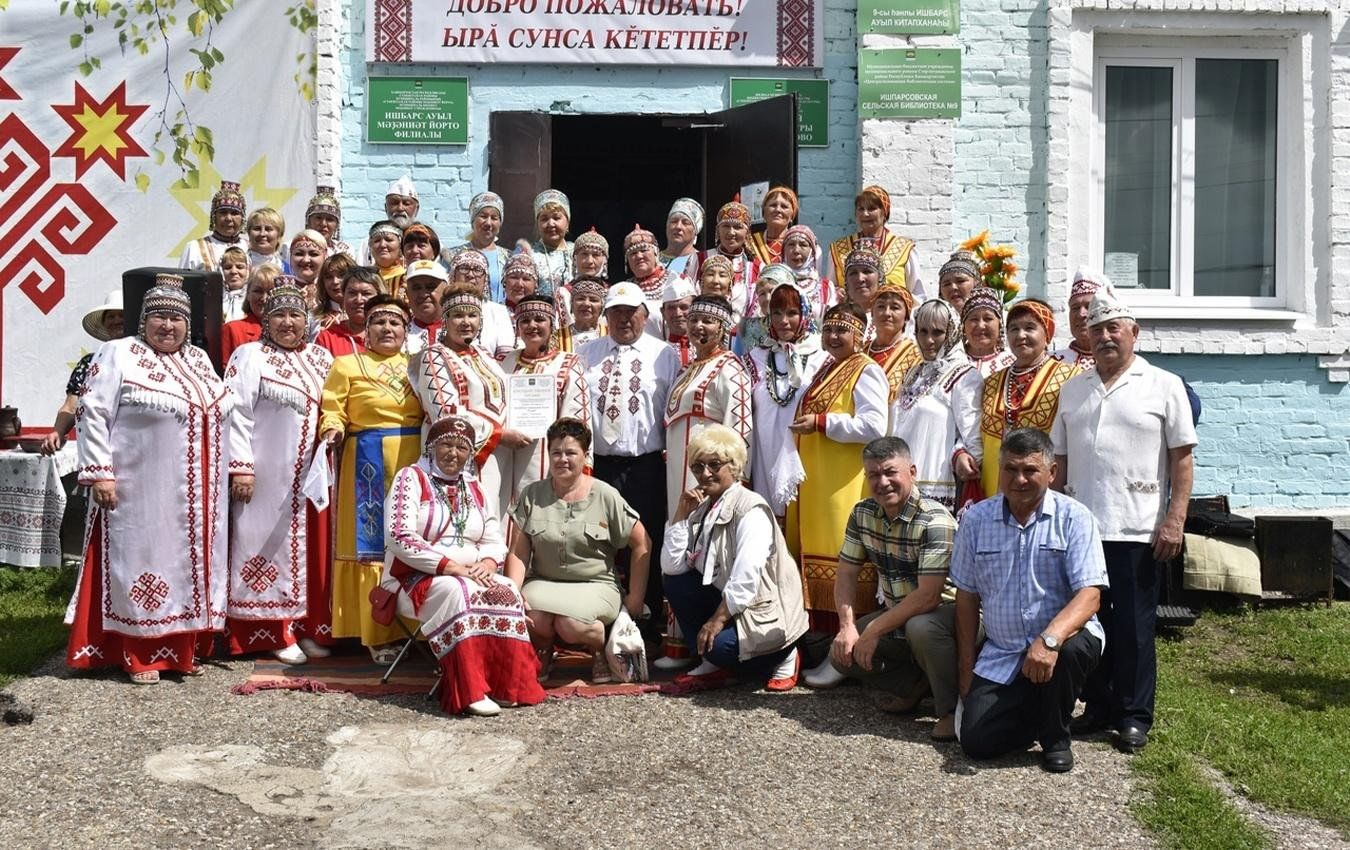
[958,230,1020,303]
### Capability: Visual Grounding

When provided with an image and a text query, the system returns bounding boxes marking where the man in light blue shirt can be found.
[951,428,1108,773]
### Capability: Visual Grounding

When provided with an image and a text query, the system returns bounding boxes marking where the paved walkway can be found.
[0,655,1153,849]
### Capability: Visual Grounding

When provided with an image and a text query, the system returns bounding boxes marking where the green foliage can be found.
[1132,605,1350,847]
[50,0,316,190]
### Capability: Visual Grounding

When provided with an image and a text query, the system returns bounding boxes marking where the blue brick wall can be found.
[340,0,860,249]
[952,0,1047,291]
[1152,355,1350,509]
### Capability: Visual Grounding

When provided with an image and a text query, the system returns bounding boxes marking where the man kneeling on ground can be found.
[827,437,962,741]
[951,427,1108,772]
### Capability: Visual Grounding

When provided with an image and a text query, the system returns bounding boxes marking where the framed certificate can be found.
[508,374,557,439]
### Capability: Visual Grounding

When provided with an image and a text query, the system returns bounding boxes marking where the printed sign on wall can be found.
[729,78,830,148]
[858,48,961,119]
[367,76,469,144]
[367,0,825,68]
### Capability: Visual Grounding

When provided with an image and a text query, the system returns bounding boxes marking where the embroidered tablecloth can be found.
[0,444,77,568]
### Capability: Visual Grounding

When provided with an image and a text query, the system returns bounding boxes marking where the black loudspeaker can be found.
[122,267,224,373]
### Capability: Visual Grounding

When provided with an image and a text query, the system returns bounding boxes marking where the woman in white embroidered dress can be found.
[223,282,335,664]
[499,294,591,508]
[891,299,972,510]
[743,271,829,521]
[526,189,574,308]
[409,281,525,517]
[663,294,753,522]
[950,287,1014,493]
[382,416,547,717]
[66,274,234,685]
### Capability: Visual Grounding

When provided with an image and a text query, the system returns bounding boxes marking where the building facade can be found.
[318,0,1350,508]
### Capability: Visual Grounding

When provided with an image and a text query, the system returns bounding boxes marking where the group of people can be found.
[47,176,1198,772]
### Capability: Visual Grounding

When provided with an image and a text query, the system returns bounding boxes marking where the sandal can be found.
[535,647,555,682]
[369,645,400,666]
[184,664,207,677]
[129,670,160,685]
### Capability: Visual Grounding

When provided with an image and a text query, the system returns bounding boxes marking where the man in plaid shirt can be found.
[824,436,962,741]
[951,427,1108,773]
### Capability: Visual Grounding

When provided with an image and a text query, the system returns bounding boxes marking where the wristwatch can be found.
[1040,632,1062,652]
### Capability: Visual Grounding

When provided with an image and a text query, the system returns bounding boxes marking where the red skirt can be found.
[66,511,214,675]
[436,634,547,715]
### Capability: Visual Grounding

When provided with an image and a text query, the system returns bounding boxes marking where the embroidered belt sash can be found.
[351,425,421,560]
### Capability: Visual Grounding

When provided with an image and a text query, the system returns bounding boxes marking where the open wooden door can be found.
[487,113,552,244]
[700,94,798,222]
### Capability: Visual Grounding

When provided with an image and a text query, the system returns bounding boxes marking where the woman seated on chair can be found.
[662,424,810,692]
[381,415,546,717]
[506,417,650,685]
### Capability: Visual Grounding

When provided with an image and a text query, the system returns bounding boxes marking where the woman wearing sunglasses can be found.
[660,424,809,692]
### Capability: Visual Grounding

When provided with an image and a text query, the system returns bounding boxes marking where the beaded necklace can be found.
[1003,353,1049,427]
[764,349,803,408]
[432,474,472,544]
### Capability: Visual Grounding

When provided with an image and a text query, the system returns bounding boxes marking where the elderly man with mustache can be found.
[1050,291,1197,756]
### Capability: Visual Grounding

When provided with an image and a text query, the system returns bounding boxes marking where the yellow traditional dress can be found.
[827,230,915,292]
[977,358,1079,497]
[869,337,923,405]
[785,352,889,629]
[319,350,424,646]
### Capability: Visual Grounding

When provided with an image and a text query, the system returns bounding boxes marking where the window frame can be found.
[1092,37,1295,310]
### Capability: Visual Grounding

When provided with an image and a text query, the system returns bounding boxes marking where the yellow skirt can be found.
[786,432,878,616]
[329,558,413,646]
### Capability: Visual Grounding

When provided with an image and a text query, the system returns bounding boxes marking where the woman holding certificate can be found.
[499,294,591,508]
[408,280,524,516]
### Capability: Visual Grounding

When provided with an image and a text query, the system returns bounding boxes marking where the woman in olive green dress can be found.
[506,418,650,683]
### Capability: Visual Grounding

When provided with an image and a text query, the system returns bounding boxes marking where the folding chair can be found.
[373,585,443,699]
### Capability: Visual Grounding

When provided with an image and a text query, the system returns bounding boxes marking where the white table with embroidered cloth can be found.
[0,442,77,567]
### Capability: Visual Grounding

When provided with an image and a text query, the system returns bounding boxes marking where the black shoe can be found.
[1070,710,1111,735]
[1114,724,1149,754]
[1041,745,1075,773]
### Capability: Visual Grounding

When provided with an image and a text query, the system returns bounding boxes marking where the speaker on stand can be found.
[122,267,224,373]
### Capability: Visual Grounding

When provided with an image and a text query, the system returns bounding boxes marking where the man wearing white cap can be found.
[579,282,681,623]
[1053,267,1112,370]
[659,276,698,366]
[355,175,420,264]
[402,259,449,356]
[1050,291,1197,755]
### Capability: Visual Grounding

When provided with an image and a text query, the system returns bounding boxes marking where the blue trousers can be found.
[663,570,793,678]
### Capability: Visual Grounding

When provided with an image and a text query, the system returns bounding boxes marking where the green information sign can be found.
[858,0,959,34]
[366,76,469,145]
[858,49,961,119]
[729,78,830,148]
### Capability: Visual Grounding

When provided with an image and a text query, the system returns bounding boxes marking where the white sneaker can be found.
[654,654,695,671]
[465,697,501,717]
[803,656,847,689]
[273,644,308,665]
[298,638,331,658]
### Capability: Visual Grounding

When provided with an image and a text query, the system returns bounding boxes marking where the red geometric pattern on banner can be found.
[0,47,19,101]
[776,0,816,68]
[0,114,117,315]
[374,0,413,62]
[50,81,148,179]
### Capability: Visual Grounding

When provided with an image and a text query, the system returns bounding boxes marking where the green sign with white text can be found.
[858,0,959,34]
[729,78,830,148]
[366,76,469,145]
[858,49,961,119]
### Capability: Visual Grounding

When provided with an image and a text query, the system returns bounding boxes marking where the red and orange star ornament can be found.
[51,81,148,180]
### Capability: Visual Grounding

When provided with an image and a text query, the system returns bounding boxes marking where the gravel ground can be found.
[0,654,1155,850]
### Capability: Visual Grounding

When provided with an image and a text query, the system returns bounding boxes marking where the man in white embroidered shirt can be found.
[580,281,681,621]
[1050,291,1197,755]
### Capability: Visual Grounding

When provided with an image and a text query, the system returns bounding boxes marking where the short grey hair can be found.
[862,436,912,464]
[999,428,1054,464]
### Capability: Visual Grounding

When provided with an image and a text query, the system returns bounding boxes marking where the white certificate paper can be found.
[508,374,557,439]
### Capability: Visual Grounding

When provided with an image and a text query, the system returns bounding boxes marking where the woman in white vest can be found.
[661,424,809,691]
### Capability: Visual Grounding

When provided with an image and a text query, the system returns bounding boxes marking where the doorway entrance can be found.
[488,96,798,281]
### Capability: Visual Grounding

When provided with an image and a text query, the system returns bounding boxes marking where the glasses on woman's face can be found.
[689,459,728,476]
